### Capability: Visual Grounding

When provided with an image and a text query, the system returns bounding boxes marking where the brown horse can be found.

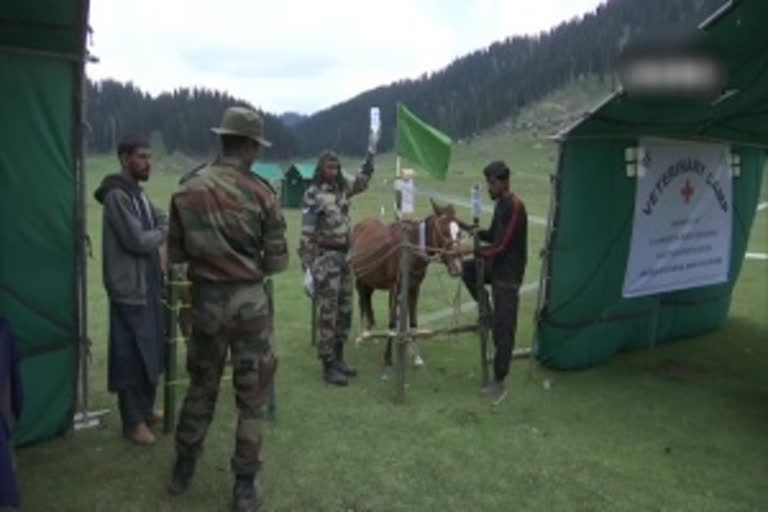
[349,199,469,367]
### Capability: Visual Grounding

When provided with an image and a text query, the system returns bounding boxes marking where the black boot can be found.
[231,474,264,512]
[334,342,357,377]
[322,357,348,386]
[167,454,197,495]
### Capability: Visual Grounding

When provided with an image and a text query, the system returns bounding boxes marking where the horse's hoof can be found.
[413,355,425,368]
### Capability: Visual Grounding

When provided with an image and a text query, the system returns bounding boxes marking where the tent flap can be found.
[0,0,88,445]
[0,2,86,56]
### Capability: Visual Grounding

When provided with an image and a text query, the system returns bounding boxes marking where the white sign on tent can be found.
[622,137,733,298]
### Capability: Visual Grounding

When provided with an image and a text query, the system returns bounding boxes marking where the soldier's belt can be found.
[316,241,349,252]
[188,275,266,286]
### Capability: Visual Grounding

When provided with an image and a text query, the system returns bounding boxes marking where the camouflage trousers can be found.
[312,251,353,359]
[175,281,276,475]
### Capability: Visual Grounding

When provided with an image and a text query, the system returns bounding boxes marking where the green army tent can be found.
[0,1,91,444]
[282,163,314,208]
[251,162,284,194]
[534,0,767,369]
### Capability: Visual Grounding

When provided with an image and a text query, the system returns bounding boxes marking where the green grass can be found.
[15,131,768,512]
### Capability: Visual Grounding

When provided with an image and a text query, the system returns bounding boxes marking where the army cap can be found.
[211,106,272,147]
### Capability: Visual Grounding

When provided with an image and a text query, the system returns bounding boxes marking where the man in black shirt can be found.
[458,161,528,402]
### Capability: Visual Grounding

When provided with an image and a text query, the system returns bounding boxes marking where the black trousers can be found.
[461,260,520,382]
[117,379,156,435]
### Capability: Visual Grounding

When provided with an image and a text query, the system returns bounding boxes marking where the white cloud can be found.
[86,0,605,114]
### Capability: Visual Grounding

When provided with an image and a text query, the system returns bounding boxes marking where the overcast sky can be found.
[86,0,605,115]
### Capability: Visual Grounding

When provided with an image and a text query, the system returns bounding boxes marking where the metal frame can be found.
[699,0,738,30]
[554,90,624,141]
[565,131,768,151]
[0,44,96,62]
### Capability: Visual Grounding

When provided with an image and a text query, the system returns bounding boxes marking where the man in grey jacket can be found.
[94,135,168,445]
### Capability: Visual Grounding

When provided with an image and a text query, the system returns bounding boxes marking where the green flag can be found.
[395,102,452,180]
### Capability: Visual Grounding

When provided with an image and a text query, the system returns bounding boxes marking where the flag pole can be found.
[393,105,408,402]
[395,103,401,178]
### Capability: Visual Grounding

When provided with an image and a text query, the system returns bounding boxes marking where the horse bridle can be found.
[425,214,461,260]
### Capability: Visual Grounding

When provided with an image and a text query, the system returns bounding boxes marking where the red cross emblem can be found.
[681,178,695,204]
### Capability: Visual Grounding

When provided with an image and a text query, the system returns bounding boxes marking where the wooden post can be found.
[471,184,490,387]
[163,274,180,435]
[474,220,490,387]
[395,221,411,403]
[310,289,317,347]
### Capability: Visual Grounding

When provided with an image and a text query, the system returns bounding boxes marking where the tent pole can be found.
[0,44,96,63]
[474,218,490,387]
[528,140,564,380]
[78,68,91,428]
[73,0,109,432]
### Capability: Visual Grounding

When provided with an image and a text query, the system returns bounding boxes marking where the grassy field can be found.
[15,122,768,511]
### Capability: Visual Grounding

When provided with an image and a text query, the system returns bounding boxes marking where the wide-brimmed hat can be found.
[401,168,415,178]
[211,106,272,147]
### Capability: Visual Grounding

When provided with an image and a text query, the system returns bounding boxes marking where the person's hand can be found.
[362,152,375,175]
[368,130,380,154]
[448,244,473,257]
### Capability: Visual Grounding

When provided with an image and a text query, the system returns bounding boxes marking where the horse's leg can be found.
[368,287,376,328]
[356,280,374,332]
[408,283,425,368]
[408,283,419,329]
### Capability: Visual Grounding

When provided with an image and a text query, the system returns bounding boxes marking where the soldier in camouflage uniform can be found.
[166,107,288,512]
[299,150,374,386]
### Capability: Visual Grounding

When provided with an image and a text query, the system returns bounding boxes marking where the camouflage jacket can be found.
[168,156,289,282]
[298,172,370,269]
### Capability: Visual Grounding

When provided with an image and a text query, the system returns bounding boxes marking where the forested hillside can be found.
[86,0,725,158]
[85,80,298,158]
[293,0,724,155]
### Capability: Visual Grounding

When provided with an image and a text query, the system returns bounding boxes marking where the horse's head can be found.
[426,198,465,277]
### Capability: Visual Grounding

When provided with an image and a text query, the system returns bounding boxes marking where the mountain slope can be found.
[293,0,725,157]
